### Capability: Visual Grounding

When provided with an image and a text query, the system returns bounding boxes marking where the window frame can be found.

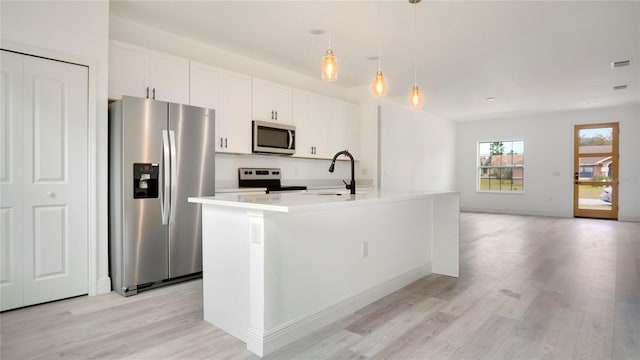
[476,140,525,193]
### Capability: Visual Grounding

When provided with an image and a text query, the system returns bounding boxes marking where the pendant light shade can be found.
[409,85,424,108]
[372,70,387,96]
[322,48,337,81]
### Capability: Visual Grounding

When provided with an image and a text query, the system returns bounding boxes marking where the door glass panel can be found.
[578,127,613,154]
[577,184,612,212]
[577,156,614,181]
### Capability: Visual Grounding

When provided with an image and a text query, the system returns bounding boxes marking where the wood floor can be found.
[1,213,638,359]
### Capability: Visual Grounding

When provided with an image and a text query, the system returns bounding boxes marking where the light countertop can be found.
[189,189,458,213]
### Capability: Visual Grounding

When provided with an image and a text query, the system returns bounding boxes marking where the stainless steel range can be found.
[238,168,307,193]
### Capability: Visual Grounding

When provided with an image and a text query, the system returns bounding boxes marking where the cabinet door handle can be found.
[220,137,224,148]
[146,87,150,99]
[152,88,156,99]
[271,111,274,120]
[224,137,228,148]
[275,111,278,120]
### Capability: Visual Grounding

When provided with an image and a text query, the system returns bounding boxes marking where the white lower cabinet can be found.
[1,50,89,311]
[190,61,252,154]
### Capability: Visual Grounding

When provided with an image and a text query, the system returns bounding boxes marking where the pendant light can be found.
[408,0,424,108]
[322,31,338,81]
[371,0,386,96]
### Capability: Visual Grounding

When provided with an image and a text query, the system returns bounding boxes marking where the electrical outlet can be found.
[362,241,368,258]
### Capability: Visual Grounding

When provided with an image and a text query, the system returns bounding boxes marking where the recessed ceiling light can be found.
[486,97,496,102]
[366,56,379,61]
[613,85,628,91]
[309,29,325,35]
[587,100,598,105]
[611,59,631,68]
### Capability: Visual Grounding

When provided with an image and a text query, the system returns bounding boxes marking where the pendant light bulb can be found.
[372,71,387,96]
[409,85,424,108]
[371,0,386,97]
[322,48,338,81]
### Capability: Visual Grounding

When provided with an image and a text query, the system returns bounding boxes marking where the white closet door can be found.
[21,55,88,307]
[0,51,25,310]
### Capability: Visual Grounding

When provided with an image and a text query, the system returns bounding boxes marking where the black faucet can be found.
[328,150,356,195]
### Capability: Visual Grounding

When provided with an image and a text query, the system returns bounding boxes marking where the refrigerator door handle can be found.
[161,130,171,225]
[169,130,178,224]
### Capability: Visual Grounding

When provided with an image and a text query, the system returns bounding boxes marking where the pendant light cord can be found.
[413,0,417,85]
[377,0,382,71]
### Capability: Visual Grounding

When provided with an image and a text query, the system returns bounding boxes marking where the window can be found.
[478,140,524,192]
[579,166,594,178]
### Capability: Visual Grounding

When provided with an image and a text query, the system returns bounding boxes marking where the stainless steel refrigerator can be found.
[109,96,215,296]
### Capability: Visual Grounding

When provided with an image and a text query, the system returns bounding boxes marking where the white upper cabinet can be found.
[252,78,292,124]
[293,91,360,160]
[219,71,252,154]
[109,40,189,104]
[331,99,360,160]
[293,90,332,159]
[190,61,252,154]
[148,50,189,103]
[109,41,147,100]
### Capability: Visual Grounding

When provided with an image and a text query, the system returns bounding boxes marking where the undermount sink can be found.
[303,191,365,196]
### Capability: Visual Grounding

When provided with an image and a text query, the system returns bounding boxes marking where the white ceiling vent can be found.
[613,85,628,91]
[611,60,631,68]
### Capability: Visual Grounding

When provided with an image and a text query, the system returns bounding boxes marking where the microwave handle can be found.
[288,130,294,149]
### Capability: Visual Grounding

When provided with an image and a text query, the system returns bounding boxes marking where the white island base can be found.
[189,190,459,357]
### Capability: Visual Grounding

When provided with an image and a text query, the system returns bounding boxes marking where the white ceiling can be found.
[110,0,640,121]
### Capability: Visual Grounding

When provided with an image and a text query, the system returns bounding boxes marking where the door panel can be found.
[33,76,66,181]
[0,50,24,310]
[168,103,215,278]
[120,97,169,287]
[573,123,618,219]
[33,205,67,278]
[21,55,89,306]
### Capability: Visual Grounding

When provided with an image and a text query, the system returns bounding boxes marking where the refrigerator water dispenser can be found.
[133,163,159,198]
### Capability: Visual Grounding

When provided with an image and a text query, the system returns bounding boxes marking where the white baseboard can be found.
[460,207,571,218]
[462,208,640,223]
[247,264,432,357]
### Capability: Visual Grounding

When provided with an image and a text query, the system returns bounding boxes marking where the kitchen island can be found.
[188,189,459,357]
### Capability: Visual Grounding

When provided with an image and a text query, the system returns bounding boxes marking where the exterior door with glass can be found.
[574,123,618,219]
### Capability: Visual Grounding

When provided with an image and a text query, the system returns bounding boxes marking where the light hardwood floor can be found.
[1,213,638,359]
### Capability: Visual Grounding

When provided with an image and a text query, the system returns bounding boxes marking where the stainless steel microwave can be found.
[252,120,296,155]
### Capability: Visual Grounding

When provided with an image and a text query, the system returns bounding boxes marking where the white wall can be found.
[456,103,640,221]
[345,87,457,193]
[0,0,111,293]
[379,99,457,192]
